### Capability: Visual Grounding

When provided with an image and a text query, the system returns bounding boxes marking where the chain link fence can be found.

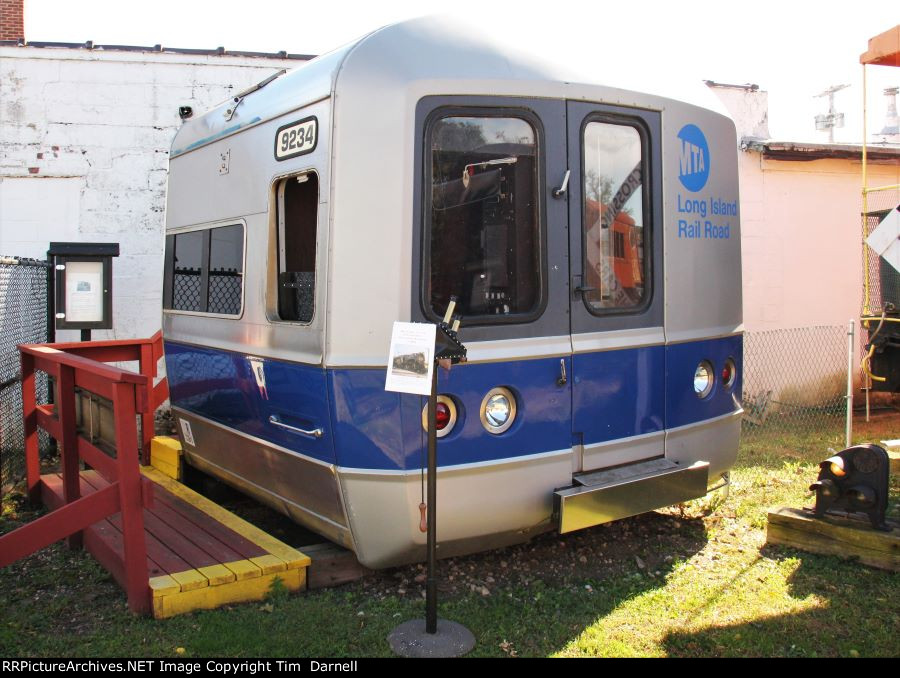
[1,257,51,491]
[741,325,849,440]
[862,186,900,317]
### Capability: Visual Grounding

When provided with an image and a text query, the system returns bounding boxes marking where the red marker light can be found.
[421,396,457,437]
[722,358,737,389]
[435,402,451,430]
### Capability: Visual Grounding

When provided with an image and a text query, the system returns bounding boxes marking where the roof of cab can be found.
[170,15,726,158]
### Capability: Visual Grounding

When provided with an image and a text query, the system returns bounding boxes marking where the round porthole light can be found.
[480,387,517,434]
[693,361,714,398]
[722,358,737,390]
[421,396,457,438]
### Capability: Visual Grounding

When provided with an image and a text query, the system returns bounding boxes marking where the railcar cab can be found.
[162,17,743,567]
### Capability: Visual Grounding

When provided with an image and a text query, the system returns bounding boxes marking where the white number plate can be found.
[274,117,318,161]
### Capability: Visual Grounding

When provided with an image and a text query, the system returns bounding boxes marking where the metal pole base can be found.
[388,618,475,658]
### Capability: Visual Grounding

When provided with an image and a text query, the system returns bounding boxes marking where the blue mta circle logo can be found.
[677,124,710,192]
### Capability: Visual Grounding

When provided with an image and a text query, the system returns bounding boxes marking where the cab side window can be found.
[275,173,319,323]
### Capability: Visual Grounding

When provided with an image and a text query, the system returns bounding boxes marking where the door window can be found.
[582,121,647,312]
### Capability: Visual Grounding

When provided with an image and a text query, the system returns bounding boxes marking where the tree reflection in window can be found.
[583,122,646,311]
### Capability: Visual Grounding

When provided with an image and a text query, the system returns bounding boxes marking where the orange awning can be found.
[860,25,900,66]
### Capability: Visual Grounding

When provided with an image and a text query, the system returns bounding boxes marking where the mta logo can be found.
[677,124,710,192]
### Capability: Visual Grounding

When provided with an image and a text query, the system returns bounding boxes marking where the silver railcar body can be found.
[163,17,743,567]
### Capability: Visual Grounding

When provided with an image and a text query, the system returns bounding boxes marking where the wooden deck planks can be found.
[41,474,171,580]
[77,471,197,578]
[81,468,268,573]
[147,500,247,567]
[148,482,267,560]
[39,465,311,618]
[140,467,311,570]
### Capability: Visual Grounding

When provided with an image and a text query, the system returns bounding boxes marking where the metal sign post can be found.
[388,298,475,657]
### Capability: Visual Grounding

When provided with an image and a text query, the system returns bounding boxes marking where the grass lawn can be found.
[1,412,897,658]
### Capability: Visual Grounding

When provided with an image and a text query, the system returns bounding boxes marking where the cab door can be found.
[565,101,666,471]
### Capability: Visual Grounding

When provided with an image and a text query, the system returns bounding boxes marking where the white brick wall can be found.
[0,46,306,342]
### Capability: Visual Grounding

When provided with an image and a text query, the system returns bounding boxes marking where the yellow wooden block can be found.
[151,436,182,465]
[267,547,312,570]
[250,554,287,575]
[170,569,209,592]
[152,569,305,619]
[150,450,178,468]
[223,559,262,581]
[198,564,237,587]
[140,467,311,568]
[149,575,181,598]
[150,457,180,481]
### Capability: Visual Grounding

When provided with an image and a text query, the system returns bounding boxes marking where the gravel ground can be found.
[198,464,712,602]
[347,508,708,601]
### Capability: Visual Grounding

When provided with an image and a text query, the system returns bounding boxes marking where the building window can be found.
[582,120,647,312]
[425,113,542,322]
[275,172,318,323]
[164,223,244,315]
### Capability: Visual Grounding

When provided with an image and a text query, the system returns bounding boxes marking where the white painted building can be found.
[0,42,308,341]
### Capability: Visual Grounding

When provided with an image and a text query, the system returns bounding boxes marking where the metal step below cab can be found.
[554,458,710,533]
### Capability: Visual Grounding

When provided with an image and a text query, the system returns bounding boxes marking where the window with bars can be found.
[163,223,244,316]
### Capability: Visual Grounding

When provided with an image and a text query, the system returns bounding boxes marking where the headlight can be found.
[693,361,714,398]
[480,387,517,434]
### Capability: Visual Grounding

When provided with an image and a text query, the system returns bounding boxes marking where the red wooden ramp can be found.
[41,465,309,618]
[0,333,308,618]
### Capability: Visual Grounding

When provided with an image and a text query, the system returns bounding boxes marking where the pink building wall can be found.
[710,82,899,400]
[739,153,898,334]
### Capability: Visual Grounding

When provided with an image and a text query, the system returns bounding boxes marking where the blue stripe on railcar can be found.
[328,357,572,471]
[573,346,666,445]
[165,335,741,472]
[665,334,743,429]
[164,341,337,464]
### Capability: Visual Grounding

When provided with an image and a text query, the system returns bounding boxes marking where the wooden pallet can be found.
[302,542,371,589]
[882,440,900,474]
[41,467,311,618]
[766,506,899,571]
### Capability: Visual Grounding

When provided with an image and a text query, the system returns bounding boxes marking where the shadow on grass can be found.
[0,508,711,657]
[426,511,711,658]
[660,543,900,658]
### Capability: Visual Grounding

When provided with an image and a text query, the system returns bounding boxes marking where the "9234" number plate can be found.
[274,117,318,161]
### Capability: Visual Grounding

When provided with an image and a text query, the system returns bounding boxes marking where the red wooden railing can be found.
[0,331,169,614]
[37,331,170,464]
